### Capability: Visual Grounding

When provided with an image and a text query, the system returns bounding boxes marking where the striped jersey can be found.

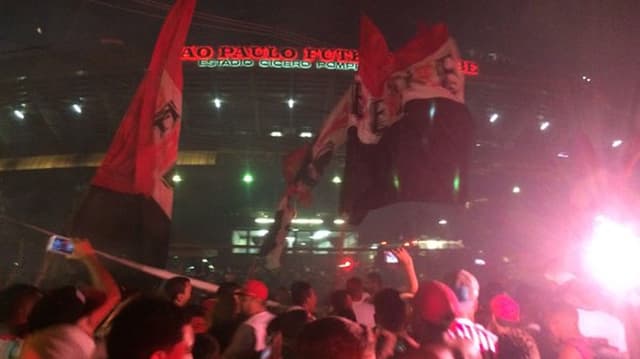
[447,318,498,357]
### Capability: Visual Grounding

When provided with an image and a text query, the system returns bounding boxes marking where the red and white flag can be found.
[92,0,196,218]
[71,0,196,269]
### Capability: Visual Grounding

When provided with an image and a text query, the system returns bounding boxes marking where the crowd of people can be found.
[0,239,632,359]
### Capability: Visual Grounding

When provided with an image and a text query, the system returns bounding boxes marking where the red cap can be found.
[413,280,459,325]
[490,293,520,323]
[241,280,269,302]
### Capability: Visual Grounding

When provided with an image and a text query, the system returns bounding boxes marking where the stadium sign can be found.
[181,45,479,75]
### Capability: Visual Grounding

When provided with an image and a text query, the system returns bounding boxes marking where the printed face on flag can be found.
[151,70,182,188]
[388,39,465,104]
[438,55,463,96]
[152,70,182,147]
[352,78,402,145]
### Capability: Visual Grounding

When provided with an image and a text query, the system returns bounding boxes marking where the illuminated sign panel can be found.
[182,45,479,75]
[459,60,479,76]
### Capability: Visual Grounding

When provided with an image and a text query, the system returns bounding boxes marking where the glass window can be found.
[249,230,269,247]
[232,230,249,246]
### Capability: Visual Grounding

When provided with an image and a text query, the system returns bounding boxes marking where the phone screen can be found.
[47,235,74,256]
[384,251,398,264]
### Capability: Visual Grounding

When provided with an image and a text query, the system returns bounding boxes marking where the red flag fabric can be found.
[283,144,310,185]
[260,88,351,263]
[266,16,472,261]
[70,0,196,273]
[392,23,449,72]
[353,16,398,145]
[283,90,353,206]
[92,0,196,218]
[358,15,392,98]
[341,19,473,225]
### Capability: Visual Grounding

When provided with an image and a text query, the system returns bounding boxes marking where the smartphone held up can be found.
[384,250,399,264]
[47,235,75,256]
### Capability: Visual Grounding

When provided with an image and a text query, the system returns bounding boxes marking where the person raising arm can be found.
[390,248,419,299]
[70,238,122,335]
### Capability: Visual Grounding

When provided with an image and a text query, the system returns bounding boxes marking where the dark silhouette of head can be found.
[295,317,368,359]
[373,288,407,332]
[0,284,42,337]
[290,281,317,312]
[163,277,192,307]
[107,296,193,359]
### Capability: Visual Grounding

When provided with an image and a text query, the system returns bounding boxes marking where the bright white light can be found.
[612,140,623,148]
[539,121,550,131]
[255,218,275,224]
[586,78,592,83]
[172,174,182,183]
[338,260,352,268]
[292,218,324,225]
[489,113,499,123]
[299,131,313,138]
[287,98,295,109]
[187,266,196,271]
[474,258,487,266]
[213,98,222,109]
[311,230,332,240]
[557,152,569,159]
[429,103,437,119]
[13,110,24,120]
[438,219,448,225]
[512,186,521,194]
[332,175,342,184]
[270,131,283,137]
[582,75,587,80]
[72,103,82,114]
[208,264,215,270]
[285,236,296,247]
[584,217,640,294]
[36,27,43,34]
[201,258,208,263]
[333,218,346,225]
[255,229,269,237]
[421,240,444,250]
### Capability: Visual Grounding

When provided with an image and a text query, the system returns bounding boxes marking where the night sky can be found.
[3,0,640,108]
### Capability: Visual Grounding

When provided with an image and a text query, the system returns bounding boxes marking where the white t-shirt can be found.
[351,293,376,328]
[244,311,276,352]
[21,324,95,359]
[578,309,627,352]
